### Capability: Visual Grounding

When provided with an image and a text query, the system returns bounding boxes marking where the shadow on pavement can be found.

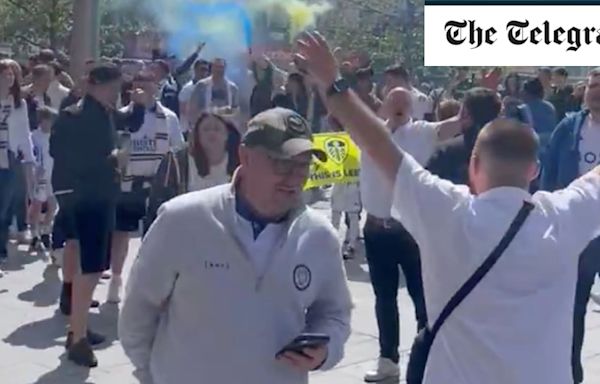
[17,265,61,307]
[344,260,371,283]
[32,355,92,384]
[2,242,44,272]
[3,311,67,350]
[3,304,120,352]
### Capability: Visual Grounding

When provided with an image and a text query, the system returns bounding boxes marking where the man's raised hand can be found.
[295,31,339,89]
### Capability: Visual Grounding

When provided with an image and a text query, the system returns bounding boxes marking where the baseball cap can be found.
[88,63,122,85]
[243,108,327,162]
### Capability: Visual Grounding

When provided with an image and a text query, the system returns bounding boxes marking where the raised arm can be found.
[296,33,402,184]
[296,32,471,241]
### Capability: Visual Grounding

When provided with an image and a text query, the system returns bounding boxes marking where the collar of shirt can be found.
[235,193,287,240]
[476,186,532,203]
[389,118,413,134]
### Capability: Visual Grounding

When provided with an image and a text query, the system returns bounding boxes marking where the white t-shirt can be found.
[578,115,600,175]
[188,153,230,192]
[360,119,439,218]
[47,80,69,108]
[31,129,52,179]
[178,80,196,104]
[391,153,600,384]
[411,88,434,121]
[31,129,53,199]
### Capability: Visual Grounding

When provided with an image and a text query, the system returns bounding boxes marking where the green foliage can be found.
[99,0,153,58]
[317,0,422,70]
[0,0,72,54]
[0,0,153,58]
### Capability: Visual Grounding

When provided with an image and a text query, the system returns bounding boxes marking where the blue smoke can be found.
[167,2,253,59]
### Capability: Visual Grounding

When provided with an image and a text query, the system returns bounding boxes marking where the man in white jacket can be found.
[119,107,353,384]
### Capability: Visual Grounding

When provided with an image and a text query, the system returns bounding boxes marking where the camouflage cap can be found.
[243,108,327,162]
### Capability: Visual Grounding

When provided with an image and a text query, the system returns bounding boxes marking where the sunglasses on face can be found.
[266,153,312,176]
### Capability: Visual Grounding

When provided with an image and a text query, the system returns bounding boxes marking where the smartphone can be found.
[276,333,330,358]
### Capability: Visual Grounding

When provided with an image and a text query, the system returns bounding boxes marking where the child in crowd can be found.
[331,180,362,260]
[327,113,362,260]
[28,106,58,254]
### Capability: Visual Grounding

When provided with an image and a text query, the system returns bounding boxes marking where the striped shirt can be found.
[0,103,11,169]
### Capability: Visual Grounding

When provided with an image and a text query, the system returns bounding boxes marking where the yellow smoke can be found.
[249,0,332,39]
[285,0,332,38]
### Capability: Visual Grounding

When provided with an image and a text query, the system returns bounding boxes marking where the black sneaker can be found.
[343,246,355,261]
[60,298,101,316]
[67,338,98,368]
[66,330,106,349]
[41,234,51,249]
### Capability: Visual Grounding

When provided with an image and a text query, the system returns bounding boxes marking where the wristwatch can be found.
[326,77,350,97]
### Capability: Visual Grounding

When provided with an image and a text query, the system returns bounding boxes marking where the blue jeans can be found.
[572,237,600,383]
[8,162,27,232]
[0,167,16,258]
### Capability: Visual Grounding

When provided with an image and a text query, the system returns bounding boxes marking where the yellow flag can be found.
[304,132,361,190]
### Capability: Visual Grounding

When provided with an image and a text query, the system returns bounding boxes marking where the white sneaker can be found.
[51,248,64,268]
[107,276,122,303]
[364,358,400,382]
[17,230,31,244]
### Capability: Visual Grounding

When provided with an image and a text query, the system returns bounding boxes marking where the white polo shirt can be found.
[390,153,600,384]
[360,119,439,218]
[578,115,600,175]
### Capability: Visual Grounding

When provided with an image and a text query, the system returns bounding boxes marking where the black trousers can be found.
[364,216,427,364]
[572,237,600,383]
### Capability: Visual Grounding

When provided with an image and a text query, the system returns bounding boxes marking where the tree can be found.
[0,0,153,58]
[0,0,72,54]
[99,0,154,58]
[316,0,421,70]
[316,0,451,84]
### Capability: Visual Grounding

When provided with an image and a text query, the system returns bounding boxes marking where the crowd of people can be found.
[0,33,599,384]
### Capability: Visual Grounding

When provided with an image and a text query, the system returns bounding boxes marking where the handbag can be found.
[406,201,534,384]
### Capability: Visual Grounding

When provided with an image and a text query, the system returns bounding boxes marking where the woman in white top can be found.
[0,60,34,266]
[145,112,240,232]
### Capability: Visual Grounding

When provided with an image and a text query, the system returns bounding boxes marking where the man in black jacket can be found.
[50,63,143,368]
[426,87,502,185]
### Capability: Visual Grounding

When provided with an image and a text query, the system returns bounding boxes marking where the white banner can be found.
[425,4,600,66]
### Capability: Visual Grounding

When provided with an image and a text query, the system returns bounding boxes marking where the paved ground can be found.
[1,197,600,383]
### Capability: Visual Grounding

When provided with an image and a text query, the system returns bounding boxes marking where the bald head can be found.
[380,87,413,123]
[470,118,539,192]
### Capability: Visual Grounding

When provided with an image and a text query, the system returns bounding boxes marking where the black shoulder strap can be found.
[429,201,535,337]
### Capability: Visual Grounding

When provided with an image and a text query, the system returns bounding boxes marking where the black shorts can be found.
[116,191,148,233]
[55,194,77,240]
[55,193,116,274]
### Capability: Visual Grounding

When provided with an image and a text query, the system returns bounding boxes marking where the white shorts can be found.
[34,183,54,203]
[331,182,362,213]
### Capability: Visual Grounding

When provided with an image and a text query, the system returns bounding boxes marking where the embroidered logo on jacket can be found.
[293,264,312,291]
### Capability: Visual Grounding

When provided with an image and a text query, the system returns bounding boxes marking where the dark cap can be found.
[243,108,327,162]
[88,63,121,85]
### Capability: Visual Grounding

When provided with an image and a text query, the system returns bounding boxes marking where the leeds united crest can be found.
[293,265,312,291]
